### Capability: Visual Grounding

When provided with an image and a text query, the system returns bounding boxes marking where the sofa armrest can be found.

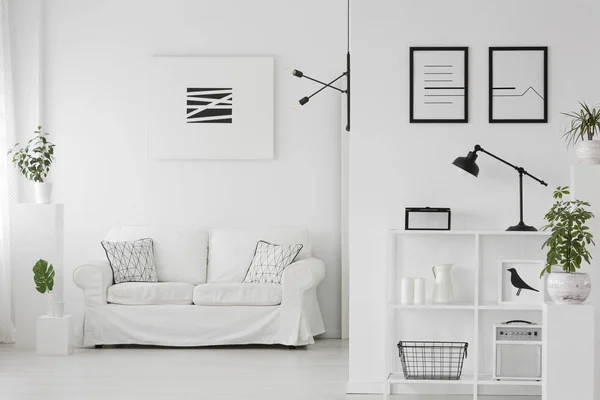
[73,261,113,307]
[281,257,326,294]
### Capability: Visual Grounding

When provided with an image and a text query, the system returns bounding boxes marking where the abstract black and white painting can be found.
[186,88,233,123]
[410,47,468,123]
[498,260,545,305]
[489,47,548,123]
[147,57,274,160]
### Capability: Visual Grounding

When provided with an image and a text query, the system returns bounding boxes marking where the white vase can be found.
[33,182,53,204]
[575,140,600,164]
[46,293,54,316]
[52,301,65,318]
[547,272,591,304]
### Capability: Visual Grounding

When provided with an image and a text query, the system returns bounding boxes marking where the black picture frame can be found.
[410,47,469,123]
[489,47,548,123]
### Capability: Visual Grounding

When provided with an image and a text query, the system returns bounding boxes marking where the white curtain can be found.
[0,0,16,343]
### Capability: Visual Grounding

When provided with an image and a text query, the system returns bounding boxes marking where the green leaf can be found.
[32,259,55,294]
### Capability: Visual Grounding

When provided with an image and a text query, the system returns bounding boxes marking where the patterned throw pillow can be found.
[243,240,304,284]
[101,238,158,284]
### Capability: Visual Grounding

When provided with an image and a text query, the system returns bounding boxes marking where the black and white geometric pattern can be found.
[243,241,303,284]
[101,238,158,284]
[186,88,233,123]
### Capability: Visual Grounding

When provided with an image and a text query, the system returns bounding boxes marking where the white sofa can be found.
[73,226,326,347]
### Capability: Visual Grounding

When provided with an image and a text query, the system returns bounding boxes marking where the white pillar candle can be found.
[400,277,414,305]
[413,277,426,305]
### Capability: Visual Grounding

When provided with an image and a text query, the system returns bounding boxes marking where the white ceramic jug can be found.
[432,264,454,304]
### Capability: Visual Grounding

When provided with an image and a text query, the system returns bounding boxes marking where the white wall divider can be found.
[543,303,594,400]
[12,203,64,349]
[571,165,600,400]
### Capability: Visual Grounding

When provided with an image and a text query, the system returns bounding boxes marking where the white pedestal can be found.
[37,315,73,355]
[12,204,64,349]
[543,303,594,400]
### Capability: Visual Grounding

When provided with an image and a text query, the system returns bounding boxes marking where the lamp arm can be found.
[303,72,347,95]
[305,72,348,101]
[474,145,548,187]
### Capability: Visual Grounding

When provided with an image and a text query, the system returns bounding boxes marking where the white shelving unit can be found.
[384,230,550,399]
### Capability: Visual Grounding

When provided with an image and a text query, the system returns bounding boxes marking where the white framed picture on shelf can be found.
[498,259,544,305]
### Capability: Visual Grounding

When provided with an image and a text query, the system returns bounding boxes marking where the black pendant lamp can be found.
[292,0,351,131]
[452,145,548,231]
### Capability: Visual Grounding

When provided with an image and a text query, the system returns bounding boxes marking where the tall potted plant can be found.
[541,186,595,304]
[7,126,56,203]
[563,102,600,164]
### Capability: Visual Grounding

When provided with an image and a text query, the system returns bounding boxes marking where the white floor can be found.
[0,339,538,400]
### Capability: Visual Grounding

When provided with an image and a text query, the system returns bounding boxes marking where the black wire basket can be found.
[397,341,468,380]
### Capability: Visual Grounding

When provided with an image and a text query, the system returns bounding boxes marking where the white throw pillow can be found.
[101,238,158,284]
[243,241,303,284]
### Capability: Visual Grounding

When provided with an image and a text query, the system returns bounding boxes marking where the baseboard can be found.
[316,330,341,339]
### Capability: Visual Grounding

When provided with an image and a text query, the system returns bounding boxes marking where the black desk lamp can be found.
[452,144,548,231]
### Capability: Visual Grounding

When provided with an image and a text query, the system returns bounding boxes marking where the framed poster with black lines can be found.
[409,47,469,123]
[489,47,548,123]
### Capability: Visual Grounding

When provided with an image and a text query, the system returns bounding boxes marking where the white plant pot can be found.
[546,272,591,304]
[52,301,65,318]
[34,182,53,204]
[575,140,600,164]
[46,293,54,316]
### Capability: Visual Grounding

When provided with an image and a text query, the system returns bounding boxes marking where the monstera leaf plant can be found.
[33,259,55,294]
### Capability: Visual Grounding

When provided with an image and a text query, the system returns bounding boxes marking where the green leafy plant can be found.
[7,126,56,182]
[540,186,595,277]
[562,102,600,146]
[33,259,55,294]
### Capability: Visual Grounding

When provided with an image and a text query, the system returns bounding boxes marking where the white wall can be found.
[348,0,600,391]
[11,0,346,338]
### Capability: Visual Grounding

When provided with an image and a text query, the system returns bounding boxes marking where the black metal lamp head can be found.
[299,97,310,106]
[452,151,479,177]
[292,69,304,78]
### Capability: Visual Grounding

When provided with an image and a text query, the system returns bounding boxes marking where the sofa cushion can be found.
[207,228,311,283]
[193,283,282,306]
[243,241,303,284]
[107,282,194,305]
[101,238,158,284]
[105,226,208,284]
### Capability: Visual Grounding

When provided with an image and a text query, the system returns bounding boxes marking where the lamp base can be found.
[506,222,538,232]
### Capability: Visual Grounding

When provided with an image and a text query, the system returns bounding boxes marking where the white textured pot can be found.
[52,301,65,318]
[46,293,54,316]
[547,272,591,304]
[575,140,600,164]
[33,182,53,204]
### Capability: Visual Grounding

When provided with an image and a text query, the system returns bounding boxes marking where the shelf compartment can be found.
[387,372,476,385]
[477,374,542,386]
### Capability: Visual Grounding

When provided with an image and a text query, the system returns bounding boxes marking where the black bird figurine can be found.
[507,268,539,296]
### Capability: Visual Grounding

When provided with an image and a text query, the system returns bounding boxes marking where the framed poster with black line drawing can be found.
[410,47,469,123]
[489,47,548,123]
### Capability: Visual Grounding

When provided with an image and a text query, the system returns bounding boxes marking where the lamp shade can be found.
[452,151,479,177]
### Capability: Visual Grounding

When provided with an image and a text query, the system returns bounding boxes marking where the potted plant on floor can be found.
[7,126,56,203]
[540,186,595,304]
[33,259,59,316]
[563,102,600,164]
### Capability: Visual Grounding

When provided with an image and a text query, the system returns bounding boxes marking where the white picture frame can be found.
[498,259,545,305]
[147,56,274,160]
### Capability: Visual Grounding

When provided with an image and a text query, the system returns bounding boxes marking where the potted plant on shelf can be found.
[33,259,61,316]
[563,102,600,164]
[7,126,56,204]
[540,186,595,304]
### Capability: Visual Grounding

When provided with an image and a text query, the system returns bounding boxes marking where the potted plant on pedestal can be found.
[33,259,61,316]
[541,186,595,304]
[563,102,600,164]
[7,126,56,203]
